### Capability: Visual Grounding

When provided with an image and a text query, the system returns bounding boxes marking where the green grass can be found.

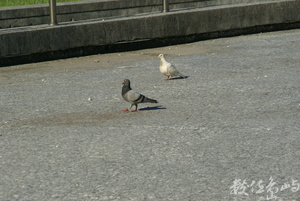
[0,0,84,7]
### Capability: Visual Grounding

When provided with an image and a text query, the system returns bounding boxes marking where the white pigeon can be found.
[158,54,187,80]
[122,79,158,112]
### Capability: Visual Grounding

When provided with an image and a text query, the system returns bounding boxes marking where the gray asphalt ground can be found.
[1,29,300,201]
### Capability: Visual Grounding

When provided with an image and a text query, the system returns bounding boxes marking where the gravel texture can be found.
[0,29,300,201]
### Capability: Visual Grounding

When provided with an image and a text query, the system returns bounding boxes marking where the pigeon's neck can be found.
[160,57,167,64]
[160,57,168,66]
[122,84,131,96]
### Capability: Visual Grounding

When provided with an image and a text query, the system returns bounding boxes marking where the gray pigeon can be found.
[122,79,158,112]
[158,54,187,80]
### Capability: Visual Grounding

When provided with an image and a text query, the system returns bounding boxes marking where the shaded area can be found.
[139,105,167,111]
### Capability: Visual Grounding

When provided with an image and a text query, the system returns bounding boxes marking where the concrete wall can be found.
[0,0,300,66]
[0,0,281,29]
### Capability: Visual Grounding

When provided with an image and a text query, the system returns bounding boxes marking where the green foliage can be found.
[0,0,83,7]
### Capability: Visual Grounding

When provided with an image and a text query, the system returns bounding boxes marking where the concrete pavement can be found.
[0,29,300,200]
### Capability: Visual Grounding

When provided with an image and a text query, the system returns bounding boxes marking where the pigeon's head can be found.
[158,54,164,59]
[122,79,131,86]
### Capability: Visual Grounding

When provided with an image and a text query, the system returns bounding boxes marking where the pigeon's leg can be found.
[164,76,171,80]
[122,104,133,112]
[131,104,139,112]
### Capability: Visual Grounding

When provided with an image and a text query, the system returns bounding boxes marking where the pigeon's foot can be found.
[164,78,171,80]
[122,109,129,112]
[131,109,139,112]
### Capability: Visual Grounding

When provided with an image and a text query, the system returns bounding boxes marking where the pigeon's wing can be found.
[123,90,142,103]
[168,64,182,76]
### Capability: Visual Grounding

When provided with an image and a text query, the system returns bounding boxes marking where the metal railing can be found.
[48,0,169,25]
[49,0,58,25]
[163,0,169,12]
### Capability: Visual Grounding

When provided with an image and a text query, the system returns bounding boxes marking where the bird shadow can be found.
[167,76,189,80]
[139,105,166,111]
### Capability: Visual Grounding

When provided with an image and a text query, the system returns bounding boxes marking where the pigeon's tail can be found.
[144,97,158,104]
[174,71,187,79]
